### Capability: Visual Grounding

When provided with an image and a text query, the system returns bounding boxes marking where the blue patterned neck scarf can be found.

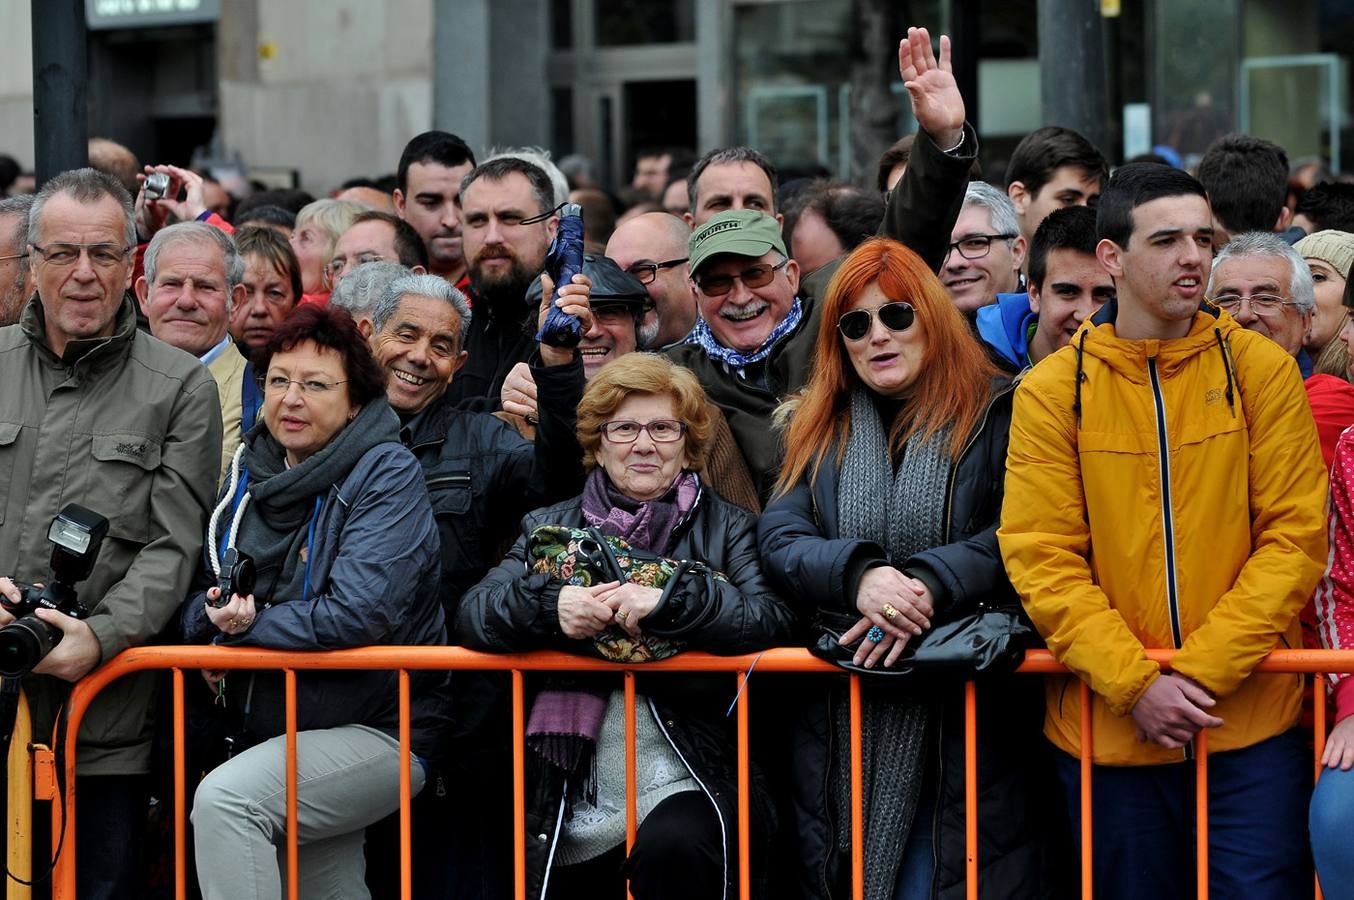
[687,297,804,372]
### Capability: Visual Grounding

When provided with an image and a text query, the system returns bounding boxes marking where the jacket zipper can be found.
[650,698,730,900]
[1147,358,1190,760]
[536,788,568,900]
[424,473,471,491]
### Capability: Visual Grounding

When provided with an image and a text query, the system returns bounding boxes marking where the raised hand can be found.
[898,26,965,150]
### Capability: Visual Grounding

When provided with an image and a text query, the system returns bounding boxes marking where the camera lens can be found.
[0,617,59,677]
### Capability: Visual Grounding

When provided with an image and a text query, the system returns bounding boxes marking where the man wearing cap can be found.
[500,255,762,510]
[669,26,981,500]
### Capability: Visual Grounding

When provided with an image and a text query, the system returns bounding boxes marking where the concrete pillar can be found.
[31,0,87,184]
[1038,0,1110,157]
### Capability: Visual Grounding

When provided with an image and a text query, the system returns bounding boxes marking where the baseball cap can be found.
[688,209,787,275]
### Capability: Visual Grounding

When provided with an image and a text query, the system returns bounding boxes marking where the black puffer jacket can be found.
[456,485,797,900]
[757,380,1062,900]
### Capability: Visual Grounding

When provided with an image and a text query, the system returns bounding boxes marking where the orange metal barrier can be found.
[44,646,1354,900]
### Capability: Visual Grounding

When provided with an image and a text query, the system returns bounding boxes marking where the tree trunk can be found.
[847,0,901,186]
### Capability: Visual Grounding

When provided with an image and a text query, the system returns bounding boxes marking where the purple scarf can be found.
[525,468,701,809]
[580,467,701,557]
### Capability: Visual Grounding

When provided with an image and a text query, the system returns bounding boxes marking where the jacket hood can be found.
[974,292,1035,370]
[1072,297,1237,383]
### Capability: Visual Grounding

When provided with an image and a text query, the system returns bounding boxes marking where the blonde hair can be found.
[576,354,713,472]
[295,198,365,267]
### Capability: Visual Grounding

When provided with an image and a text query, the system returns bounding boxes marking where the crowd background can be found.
[2,8,1354,900]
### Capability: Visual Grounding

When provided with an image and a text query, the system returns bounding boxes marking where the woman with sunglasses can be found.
[457,352,795,900]
[759,237,1055,899]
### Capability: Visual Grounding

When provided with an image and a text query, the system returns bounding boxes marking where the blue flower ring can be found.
[866,625,885,643]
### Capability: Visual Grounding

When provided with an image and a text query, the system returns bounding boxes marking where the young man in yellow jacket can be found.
[999,163,1328,899]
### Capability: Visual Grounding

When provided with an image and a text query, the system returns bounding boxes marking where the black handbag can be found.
[810,605,1036,677]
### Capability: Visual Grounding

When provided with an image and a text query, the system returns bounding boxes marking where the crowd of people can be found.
[2,21,1354,900]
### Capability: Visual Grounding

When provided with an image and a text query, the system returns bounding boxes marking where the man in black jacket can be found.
[442,157,561,409]
[364,270,588,899]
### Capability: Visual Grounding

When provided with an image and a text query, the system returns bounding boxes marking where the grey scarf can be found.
[834,389,952,900]
[233,399,401,603]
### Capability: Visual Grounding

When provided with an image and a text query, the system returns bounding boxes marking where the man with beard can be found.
[393,131,476,290]
[445,156,560,409]
[0,194,33,325]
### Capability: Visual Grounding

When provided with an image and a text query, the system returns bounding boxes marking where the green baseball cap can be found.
[687,209,787,275]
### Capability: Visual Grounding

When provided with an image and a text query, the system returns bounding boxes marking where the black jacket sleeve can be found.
[642,500,797,653]
[529,356,587,503]
[757,476,888,616]
[453,511,567,652]
[880,122,979,273]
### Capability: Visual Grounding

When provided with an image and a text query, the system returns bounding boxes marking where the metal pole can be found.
[31,0,88,186]
[946,0,980,140]
[1038,0,1111,154]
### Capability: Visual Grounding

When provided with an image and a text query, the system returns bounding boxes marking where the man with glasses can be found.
[326,211,428,289]
[0,194,33,326]
[1208,231,1317,371]
[605,211,694,348]
[941,181,1026,315]
[0,168,221,898]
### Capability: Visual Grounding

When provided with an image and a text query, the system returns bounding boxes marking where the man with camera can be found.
[0,168,222,899]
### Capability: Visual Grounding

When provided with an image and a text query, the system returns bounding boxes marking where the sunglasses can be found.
[837,302,915,341]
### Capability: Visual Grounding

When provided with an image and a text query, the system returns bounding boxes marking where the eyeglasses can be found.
[625,258,687,285]
[837,302,916,341]
[694,258,789,297]
[259,375,348,395]
[1211,293,1298,315]
[31,243,130,268]
[944,234,1017,261]
[0,252,27,263]
[598,419,687,443]
[591,302,643,325]
[326,253,388,280]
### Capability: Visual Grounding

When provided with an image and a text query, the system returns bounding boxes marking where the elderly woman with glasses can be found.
[758,237,1054,899]
[180,304,450,900]
[458,352,794,900]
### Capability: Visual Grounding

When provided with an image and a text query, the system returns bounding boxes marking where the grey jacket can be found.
[0,295,222,774]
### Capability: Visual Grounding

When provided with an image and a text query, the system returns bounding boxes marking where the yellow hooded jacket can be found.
[998,303,1327,766]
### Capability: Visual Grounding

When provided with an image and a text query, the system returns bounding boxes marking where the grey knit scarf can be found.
[834,389,952,900]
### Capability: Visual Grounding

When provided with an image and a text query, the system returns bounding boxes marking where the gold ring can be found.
[881,603,899,621]
[228,618,239,629]
[240,618,253,627]
[616,610,629,622]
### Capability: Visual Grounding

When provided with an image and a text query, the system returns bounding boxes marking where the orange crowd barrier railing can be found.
[40,646,1354,900]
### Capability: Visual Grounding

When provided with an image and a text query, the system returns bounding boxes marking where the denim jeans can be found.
[1311,762,1354,899]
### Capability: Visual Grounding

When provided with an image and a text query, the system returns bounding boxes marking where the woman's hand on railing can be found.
[204,587,258,637]
[558,582,621,639]
[1322,716,1354,771]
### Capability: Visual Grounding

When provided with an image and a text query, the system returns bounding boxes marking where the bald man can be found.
[336,185,397,214]
[604,211,695,348]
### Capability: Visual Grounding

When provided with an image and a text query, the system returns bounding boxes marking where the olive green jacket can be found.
[0,294,221,774]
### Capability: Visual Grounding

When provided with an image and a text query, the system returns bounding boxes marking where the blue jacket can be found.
[974,292,1037,373]
[182,441,451,758]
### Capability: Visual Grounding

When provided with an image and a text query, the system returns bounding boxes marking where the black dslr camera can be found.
[211,547,256,608]
[0,505,109,677]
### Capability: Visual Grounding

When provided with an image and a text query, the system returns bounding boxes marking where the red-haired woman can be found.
[758,237,1055,899]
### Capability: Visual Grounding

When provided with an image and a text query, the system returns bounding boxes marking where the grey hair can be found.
[144,223,245,314]
[961,181,1021,242]
[687,147,780,215]
[1208,230,1316,313]
[484,146,570,208]
[371,273,472,346]
[328,260,414,321]
[27,167,136,250]
[0,194,34,268]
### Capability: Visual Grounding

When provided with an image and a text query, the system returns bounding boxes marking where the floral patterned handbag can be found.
[526,525,723,662]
